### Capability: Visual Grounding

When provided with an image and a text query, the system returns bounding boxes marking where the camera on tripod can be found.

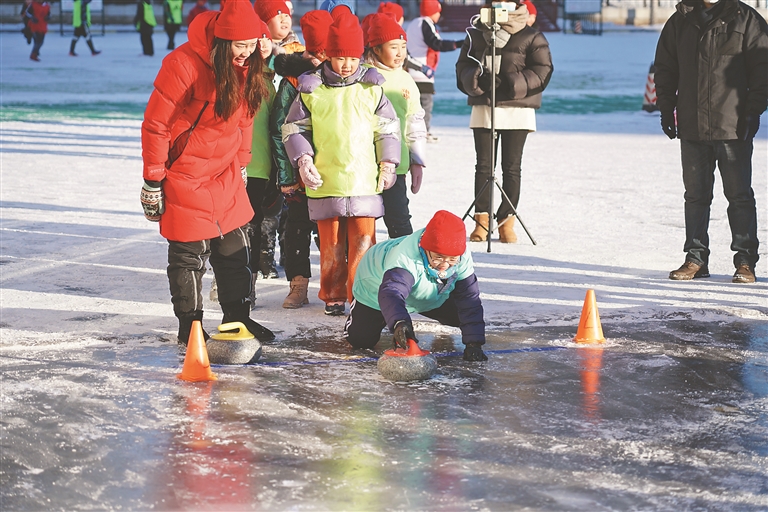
[479,2,515,24]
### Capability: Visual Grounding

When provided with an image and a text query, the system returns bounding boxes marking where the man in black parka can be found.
[654,0,768,283]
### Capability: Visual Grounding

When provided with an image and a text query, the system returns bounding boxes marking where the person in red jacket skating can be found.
[25,0,50,62]
[140,0,276,346]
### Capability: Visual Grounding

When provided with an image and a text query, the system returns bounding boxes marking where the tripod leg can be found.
[492,178,536,245]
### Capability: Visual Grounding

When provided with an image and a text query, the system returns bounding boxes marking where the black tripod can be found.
[462,9,536,252]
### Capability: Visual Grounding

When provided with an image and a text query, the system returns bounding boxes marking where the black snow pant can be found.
[344,298,462,350]
[282,193,316,281]
[139,24,154,56]
[167,225,252,319]
[473,128,528,220]
[165,23,180,49]
[246,177,268,275]
[382,174,413,239]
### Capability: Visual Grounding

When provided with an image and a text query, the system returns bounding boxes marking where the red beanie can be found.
[361,13,375,47]
[255,15,271,39]
[214,0,261,40]
[254,0,289,23]
[521,0,537,15]
[325,11,364,58]
[419,0,441,17]
[420,210,467,257]
[377,1,404,22]
[300,10,333,54]
[367,13,406,48]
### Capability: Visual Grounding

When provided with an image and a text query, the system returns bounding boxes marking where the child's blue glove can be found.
[421,65,435,79]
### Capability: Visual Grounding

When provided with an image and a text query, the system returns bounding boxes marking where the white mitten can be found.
[376,162,397,193]
[409,164,424,194]
[241,166,248,186]
[297,154,323,190]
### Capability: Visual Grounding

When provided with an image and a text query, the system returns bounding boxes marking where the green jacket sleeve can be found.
[270,78,299,187]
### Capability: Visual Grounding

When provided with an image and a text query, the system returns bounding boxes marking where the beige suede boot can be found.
[282,276,310,309]
[498,216,517,243]
[469,213,489,242]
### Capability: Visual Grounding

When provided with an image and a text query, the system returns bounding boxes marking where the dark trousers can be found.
[381,174,413,239]
[167,226,251,318]
[139,24,154,56]
[165,23,179,49]
[473,128,528,220]
[283,194,316,281]
[680,139,758,268]
[31,32,45,56]
[344,298,461,350]
[246,177,268,275]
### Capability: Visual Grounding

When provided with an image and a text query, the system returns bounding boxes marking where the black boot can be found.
[177,311,210,347]
[220,300,275,342]
[69,39,77,56]
[259,249,279,279]
[86,38,100,55]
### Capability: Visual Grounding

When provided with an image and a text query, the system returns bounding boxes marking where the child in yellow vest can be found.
[282,12,401,316]
[365,13,427,239]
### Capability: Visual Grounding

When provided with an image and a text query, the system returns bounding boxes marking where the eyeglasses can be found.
[428,252,460,266]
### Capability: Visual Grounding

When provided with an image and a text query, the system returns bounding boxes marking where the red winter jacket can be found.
[27,2,50,33]
[142,10,254,243]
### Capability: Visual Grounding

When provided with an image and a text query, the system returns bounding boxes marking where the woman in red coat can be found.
[26,0,50,61]
[140,0,275,345]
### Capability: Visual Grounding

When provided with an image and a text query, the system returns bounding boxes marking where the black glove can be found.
[463,342,488,361]
[393,320,417,350]
[140,180,164,221]
[477,68,501,93]
[660,110,677,139]
[738,113,760,141]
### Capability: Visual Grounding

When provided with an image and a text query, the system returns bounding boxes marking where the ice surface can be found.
[1,28,767,510]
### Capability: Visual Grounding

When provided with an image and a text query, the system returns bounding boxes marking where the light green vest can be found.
[72,0,90,28]
[247,76,277,180]
[300,81,384,199]
[376,66,422,175]
[352,228,475,312]
[138,1,157,29]
[165,0,182,24]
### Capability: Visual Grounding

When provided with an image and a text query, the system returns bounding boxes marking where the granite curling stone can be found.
[206,322,262,365]
[377,339,438,382]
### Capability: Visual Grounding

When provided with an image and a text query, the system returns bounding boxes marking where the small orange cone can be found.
[177,320,217,382]
[573,289,605,343]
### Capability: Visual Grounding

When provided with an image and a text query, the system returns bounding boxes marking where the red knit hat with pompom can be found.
[300,9,333,54]
[325,11,364,58]
[420,210,467,256]
[254,0,289,23]
[367,13,406,48]
[214,0,261,40]
[377,1,404,22]
[420,0,442,17]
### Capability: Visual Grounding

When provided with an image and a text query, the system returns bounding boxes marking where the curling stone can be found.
[377,339,438,382]
[206,322,262,365]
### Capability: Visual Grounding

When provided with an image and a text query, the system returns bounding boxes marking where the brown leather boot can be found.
[283,276,310,309]
[469,213,489,242]
[498,216,517,243]
[669,260,709,280]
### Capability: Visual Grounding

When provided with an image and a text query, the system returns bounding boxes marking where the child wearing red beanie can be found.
[406,0,464,142]
[282,12,402,316]
[377,1,404,24]
[347,210,488,361]
[269,9,332,309]
[365,13,427,240]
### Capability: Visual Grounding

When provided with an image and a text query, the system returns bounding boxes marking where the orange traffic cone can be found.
[573,289,605,343]
[177,320,217,382]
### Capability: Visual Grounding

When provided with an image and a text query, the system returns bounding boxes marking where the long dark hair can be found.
[210,37,269,120]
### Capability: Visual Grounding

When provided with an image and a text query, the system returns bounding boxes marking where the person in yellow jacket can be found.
[69,0,100,56]
[135,0,157,56]
[163,0,183,50]
[365,13,427,239]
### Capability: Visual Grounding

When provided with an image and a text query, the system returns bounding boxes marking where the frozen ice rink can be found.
[1,25,767,511]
